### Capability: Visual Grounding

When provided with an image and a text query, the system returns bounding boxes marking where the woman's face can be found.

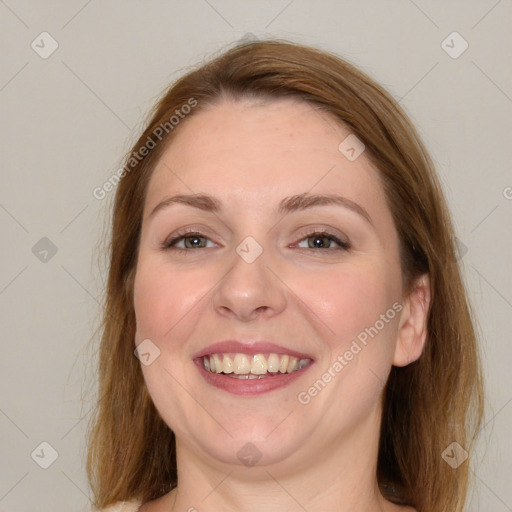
[134,98,415,472]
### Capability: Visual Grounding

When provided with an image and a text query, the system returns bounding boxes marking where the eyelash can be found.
[162,230,351,253]
[162,231,214,252]
[294,231,351,251]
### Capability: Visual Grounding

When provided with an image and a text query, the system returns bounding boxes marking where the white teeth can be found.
[202,352,311,376]
[222,355,234,373]
[287,357,299,373]
[233,354,251,374]
[213,354,222,374]
[267,353,280,373]
[230,374,266,379]
[279,355,289,373]
[251,354,268,375]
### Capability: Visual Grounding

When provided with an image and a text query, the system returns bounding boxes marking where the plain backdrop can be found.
[1,1,511,511]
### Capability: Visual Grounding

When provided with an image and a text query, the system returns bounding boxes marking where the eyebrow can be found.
[278,193,372,225]
[149,194,221,217]
[149,192,372,225]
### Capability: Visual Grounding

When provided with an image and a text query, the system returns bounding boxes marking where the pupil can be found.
[310,236,330,248]
[186,236,204,248]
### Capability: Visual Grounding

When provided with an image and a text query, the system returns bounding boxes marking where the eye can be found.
[163,231,216,250]
[295,231,350,251]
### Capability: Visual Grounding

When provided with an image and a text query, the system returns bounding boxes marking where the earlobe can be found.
[393,274,431,367]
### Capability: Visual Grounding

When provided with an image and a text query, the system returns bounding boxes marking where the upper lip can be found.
[192,340,314,361]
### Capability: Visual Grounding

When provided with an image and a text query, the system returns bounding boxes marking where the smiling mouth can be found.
[202,353,312,379]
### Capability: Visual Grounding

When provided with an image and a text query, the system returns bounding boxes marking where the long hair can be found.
[87,40,484,512]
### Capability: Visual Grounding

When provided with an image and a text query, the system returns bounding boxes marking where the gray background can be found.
[1,1,511,511]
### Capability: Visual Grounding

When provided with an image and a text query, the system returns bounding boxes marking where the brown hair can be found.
[87,40,484,512]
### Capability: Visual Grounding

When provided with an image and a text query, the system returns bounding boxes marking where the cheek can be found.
[133,258,207,433]
[297,263,397,347]
[133,257,210,342]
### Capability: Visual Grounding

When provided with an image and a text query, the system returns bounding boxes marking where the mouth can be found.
[193,341,314,395]
[202,353,312,379]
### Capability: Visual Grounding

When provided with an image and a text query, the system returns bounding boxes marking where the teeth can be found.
[279,355,289,373]
[233,354,251,374]
[287,357,299,373]
[251,354,267,375]
[202,353,311,376]
[267,353,280,373]
[222,355,234,373]
[230,374,266,379]
[213,354,222,374]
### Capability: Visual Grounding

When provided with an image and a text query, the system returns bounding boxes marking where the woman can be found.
[87,40,484,512]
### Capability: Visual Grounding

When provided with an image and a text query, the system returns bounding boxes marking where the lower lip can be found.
[195,359,313,395]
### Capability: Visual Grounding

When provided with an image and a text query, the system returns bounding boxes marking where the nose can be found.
[211,244,287,322]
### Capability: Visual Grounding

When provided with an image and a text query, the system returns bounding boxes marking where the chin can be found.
[197,433,304,469]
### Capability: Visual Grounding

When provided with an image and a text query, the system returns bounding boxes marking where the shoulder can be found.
[92,501,141,512]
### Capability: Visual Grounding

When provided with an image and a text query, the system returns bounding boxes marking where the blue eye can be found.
[162,230,350,253]
[296,232,350,250]
[164,232,215,250]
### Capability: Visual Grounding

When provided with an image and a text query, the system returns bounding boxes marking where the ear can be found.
[393,274,431,367]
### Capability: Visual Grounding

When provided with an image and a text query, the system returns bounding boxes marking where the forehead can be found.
[144,97,387,216]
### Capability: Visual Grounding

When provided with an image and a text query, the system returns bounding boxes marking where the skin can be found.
[133,97,430,512]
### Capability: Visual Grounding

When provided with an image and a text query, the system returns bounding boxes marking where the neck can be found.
[163,409,396,512]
